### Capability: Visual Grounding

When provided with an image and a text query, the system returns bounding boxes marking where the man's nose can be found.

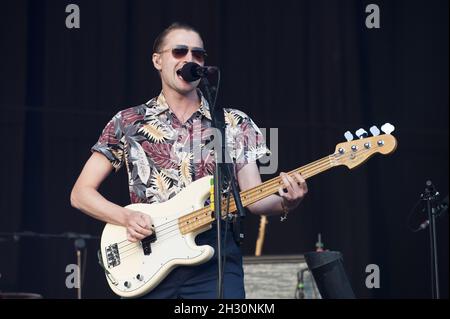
[182,50,194,63]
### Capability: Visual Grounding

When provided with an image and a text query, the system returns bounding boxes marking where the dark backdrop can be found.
[0,0,448,299]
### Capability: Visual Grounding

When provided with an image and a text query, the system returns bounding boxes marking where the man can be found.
[70,23,308,299]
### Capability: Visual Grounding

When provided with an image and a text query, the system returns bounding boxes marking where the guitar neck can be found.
[227,155,335,214]
[178,155,335,235]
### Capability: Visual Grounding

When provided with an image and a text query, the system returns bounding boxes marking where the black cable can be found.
[294,268,307,299]
[212,70,221,112]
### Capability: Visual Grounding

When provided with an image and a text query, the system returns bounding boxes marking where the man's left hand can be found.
[278,172,308,211]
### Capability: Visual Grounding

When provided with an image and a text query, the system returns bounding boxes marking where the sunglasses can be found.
[158,45,207,62]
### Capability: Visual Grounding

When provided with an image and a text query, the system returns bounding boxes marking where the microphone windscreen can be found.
[178,62,201,82]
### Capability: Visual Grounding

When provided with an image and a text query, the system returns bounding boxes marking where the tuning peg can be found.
[381,123,395,135]
[369,125,380,136]
[344,131,354,141]
[355,128,368,139]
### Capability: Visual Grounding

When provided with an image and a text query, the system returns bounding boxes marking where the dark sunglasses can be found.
[158,45,207,62]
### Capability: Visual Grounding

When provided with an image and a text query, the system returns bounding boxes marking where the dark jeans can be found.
[140,222,245,299]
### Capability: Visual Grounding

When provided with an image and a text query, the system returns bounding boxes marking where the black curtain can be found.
[0,0,447,298]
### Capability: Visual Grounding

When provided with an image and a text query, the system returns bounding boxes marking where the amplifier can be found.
[243,255,321,299]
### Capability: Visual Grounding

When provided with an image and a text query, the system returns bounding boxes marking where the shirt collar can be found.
[147,90,212,121]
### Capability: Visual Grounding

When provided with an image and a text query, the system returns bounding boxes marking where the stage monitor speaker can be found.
[304,251,355,299]
[243,254,321,299]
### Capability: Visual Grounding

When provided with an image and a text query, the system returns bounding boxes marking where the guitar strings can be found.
[115,154,335,250]
[113,147,376,259]
[116,146,373,252]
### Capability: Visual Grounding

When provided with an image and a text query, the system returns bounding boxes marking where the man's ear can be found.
[152,53,162,71]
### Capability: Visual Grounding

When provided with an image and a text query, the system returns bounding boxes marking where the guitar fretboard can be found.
[178,155,335,234]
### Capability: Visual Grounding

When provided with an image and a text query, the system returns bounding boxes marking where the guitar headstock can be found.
[332,124,397,169]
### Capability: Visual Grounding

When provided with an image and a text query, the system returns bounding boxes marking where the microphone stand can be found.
[0,231,99,299]
[201,76,246,299]
[421,180,440,299]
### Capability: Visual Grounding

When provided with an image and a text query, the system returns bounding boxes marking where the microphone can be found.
[419,195,448,230]
[177,62,218,82]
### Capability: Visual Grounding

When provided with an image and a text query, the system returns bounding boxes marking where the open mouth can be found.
[176,69,186,82]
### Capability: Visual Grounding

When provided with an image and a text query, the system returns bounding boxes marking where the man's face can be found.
[152,29,205,95]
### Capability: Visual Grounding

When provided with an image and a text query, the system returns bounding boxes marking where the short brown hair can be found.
[153,22,202,53]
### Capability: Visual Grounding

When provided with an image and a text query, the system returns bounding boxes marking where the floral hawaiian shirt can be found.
[92,91,270,204]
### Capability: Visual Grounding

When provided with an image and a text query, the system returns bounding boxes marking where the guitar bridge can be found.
[105,243,120,268]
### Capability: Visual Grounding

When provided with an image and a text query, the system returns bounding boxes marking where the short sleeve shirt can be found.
[92,91,270,204]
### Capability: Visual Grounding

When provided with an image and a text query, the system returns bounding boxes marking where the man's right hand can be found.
[124,209,154,242]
